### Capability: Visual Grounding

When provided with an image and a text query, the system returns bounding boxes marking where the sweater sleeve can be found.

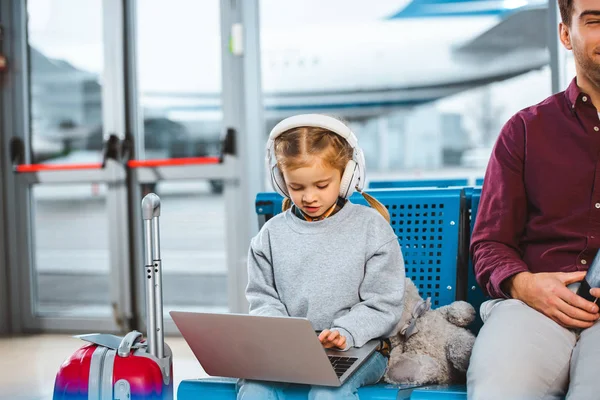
[245,229,289,317]
[331,221,405,348]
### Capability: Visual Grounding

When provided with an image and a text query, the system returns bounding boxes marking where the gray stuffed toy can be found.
[384,278,477,386]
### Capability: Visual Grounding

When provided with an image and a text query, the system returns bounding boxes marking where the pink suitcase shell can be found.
[53,194,173,400]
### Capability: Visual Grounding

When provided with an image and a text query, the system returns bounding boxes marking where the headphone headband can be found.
[265,114,366,199]
[267,114,359,149]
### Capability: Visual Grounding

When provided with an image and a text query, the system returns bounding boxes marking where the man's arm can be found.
[470,114,529,299]
[470,114,600,328]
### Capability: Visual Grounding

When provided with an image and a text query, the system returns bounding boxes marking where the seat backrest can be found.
[254,188,464,307]
[470,188,482,233]
[466,188,487,332]
[368,178,469,189]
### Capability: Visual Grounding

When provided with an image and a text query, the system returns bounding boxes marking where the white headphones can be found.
[265,114,366,199]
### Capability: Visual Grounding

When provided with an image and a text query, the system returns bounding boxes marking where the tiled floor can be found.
[0,334,207,399]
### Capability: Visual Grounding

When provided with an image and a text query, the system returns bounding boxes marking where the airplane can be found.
[145,0,551,122]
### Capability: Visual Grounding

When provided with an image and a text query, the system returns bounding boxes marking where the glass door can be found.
[130,0,265,333]
[2,0,263,334]
[5,0,133,332]
[133,0,229,320]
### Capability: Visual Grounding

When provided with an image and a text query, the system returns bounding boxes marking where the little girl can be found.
[239,114,405,400]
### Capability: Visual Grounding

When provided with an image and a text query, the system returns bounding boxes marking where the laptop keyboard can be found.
[328,356,358,377]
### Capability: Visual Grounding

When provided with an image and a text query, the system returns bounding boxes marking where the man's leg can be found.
[566,321,600,398]
[467,299,576,400]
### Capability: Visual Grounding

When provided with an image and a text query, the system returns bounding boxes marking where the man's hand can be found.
[318,329,347,350]
[506,271,600,329]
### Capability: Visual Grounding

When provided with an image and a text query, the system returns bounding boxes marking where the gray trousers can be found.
[467,299,600,400]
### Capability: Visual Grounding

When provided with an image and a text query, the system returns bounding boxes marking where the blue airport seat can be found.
[255,191,283,220]
[475,177,484,186]
[466,188,487,333]
[409,385,467,399]
[352,188,463,307]
[368,178,469,189]
[178,379,421,400]
[178,377,237,400]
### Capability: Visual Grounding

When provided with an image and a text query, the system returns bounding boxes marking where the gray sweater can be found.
[246,202,405,349]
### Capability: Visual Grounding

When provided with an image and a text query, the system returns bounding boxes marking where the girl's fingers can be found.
[318,329,330,343]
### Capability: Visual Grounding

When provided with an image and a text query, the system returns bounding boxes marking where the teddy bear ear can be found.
[442,301,476,327]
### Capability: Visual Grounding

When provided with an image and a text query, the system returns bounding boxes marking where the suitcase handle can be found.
[118,331,143,357]
[142,193,161,220]
[141,193,165,359]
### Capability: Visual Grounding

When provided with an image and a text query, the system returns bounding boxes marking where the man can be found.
[468,0,600,398]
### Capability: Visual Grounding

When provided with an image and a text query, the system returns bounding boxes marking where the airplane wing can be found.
[454,5,548,58]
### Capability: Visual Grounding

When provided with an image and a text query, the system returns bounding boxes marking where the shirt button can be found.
[596,203,600,208]
[583,96,588,102]
[582,259,588,265]
[595,126,599,132]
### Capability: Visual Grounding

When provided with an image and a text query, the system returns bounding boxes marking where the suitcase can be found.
[53,193,174,400]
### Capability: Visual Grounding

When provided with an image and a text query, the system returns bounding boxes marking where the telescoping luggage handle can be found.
[141,193,165,359]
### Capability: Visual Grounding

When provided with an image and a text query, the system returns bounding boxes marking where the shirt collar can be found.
[565,76,591,111]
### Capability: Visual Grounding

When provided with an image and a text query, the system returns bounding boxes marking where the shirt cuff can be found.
[330,327,355,351]
[488,264,529,299]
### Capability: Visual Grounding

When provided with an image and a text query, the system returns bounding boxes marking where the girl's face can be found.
[282,156,342,218]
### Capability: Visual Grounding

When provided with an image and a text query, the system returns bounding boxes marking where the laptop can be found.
[170,311,380,387]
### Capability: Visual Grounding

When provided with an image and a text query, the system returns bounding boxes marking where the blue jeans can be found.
[237,352,388,400]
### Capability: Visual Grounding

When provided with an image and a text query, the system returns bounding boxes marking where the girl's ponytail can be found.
[282,197,293,212]
[359,191,390,223]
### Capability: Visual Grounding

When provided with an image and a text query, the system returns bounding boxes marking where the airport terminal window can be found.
[28,0,104,165]
[141,182,228,314]
[563,52,577,91]
[31,183,111,317]
[136,0,223,162]
[259,0,552,183]
[26,0,113,318]
[136,1,229,313]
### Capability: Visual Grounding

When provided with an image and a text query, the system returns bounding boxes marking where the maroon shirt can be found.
[471,78,600,299]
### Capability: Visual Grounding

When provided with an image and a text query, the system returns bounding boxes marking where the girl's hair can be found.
[274,125,390,222]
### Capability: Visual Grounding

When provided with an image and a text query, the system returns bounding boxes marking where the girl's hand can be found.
[318,329,347,350]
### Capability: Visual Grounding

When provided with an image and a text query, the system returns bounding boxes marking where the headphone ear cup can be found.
[339,160,358,199]
[354,147,366,192]
[271,165,289,198]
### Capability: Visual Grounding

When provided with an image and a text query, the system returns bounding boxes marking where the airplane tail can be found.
[388,0,545,19]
